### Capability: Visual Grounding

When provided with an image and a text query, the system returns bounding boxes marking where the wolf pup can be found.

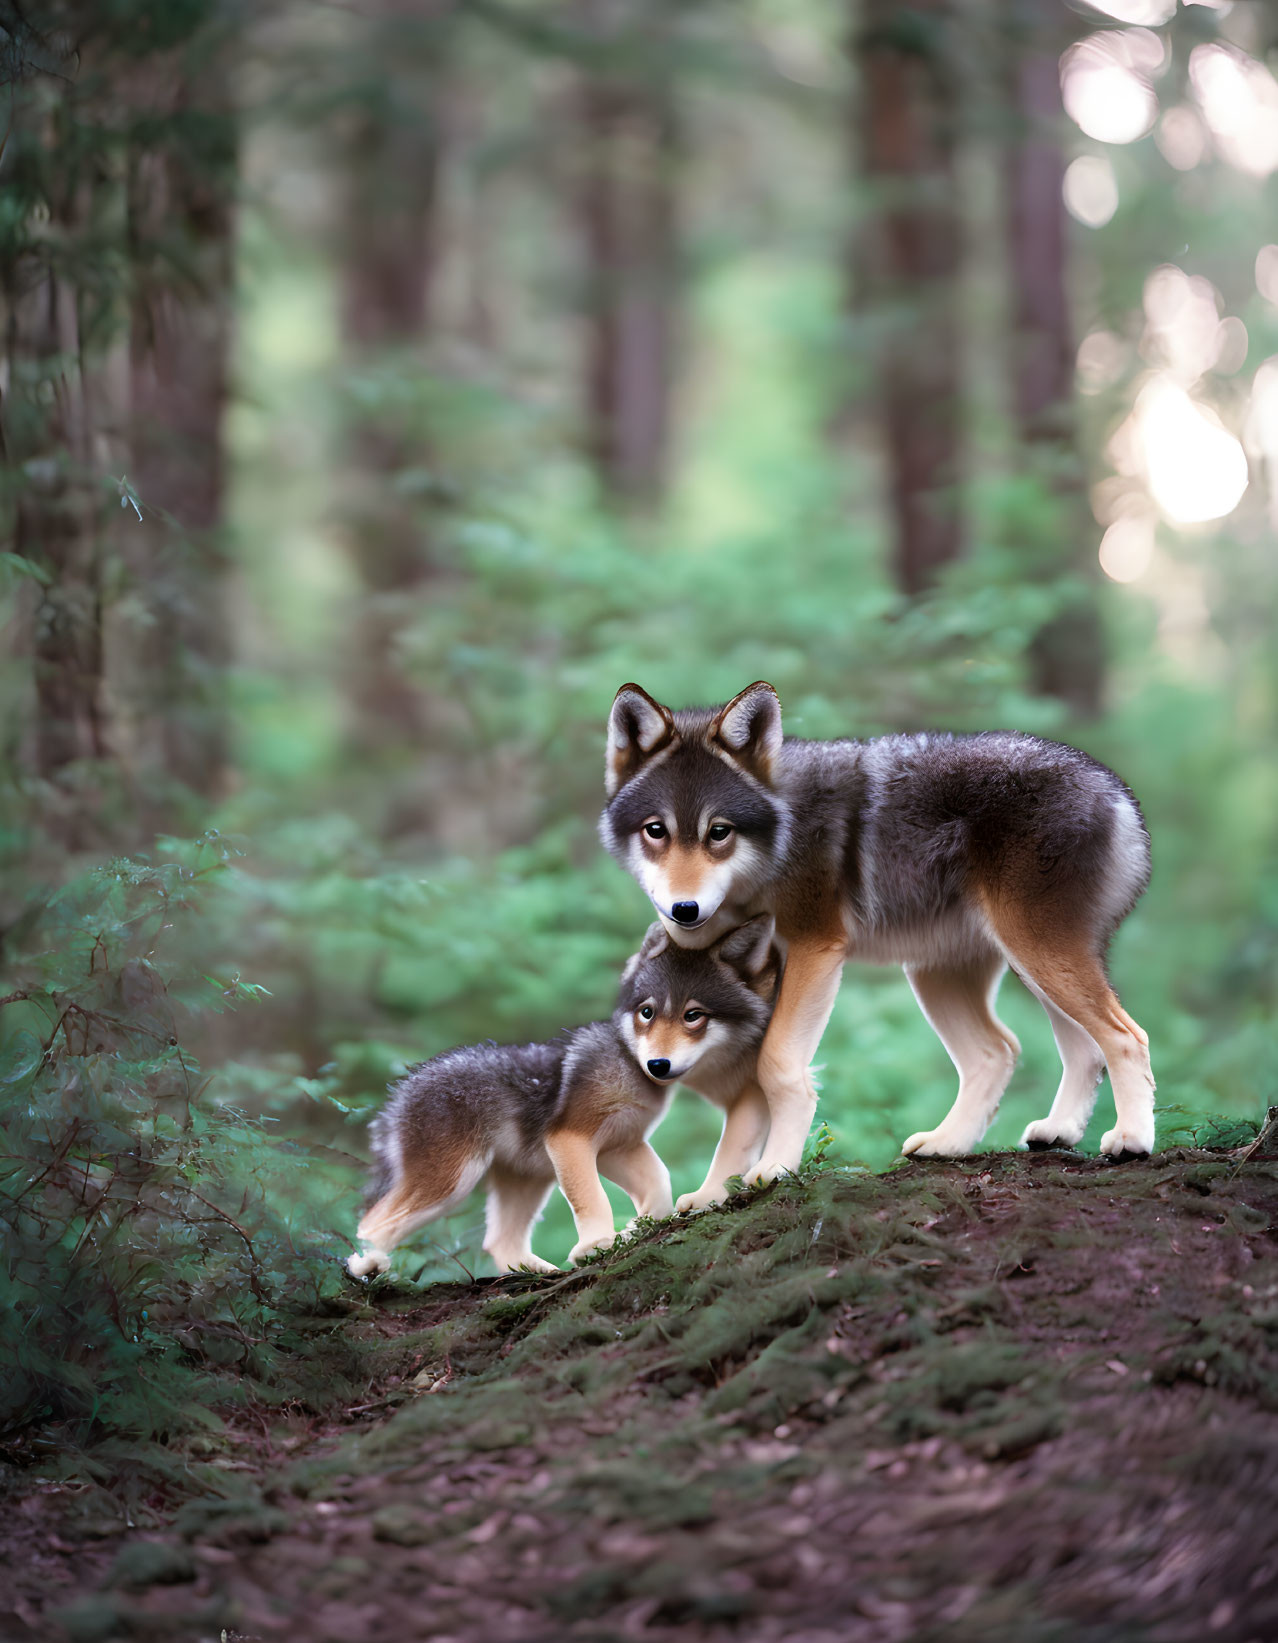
[346,915,779,1278]
[600,681,1154,1177]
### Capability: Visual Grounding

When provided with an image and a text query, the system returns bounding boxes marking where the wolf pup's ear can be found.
[619,921,670,985]
[708,681,782,784]
[606,683,676,798]
[713,914,776,980]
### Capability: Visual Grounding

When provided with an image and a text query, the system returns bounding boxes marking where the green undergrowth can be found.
[29,1141,1278,1642]
[299,1143,1278,1492]
[0,840,388,1521]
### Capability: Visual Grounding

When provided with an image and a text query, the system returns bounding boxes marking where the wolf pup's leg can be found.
[900,953,1020,1157]
[677,1080,771,1212]
[598,1141,674,1232]
[752,937,847,1183]
[545,1130,617,1265]
[990,918,1155,1158]
[347,1147,487,1277]
[483,1165,559,1274]
[1020,996,1106,1151]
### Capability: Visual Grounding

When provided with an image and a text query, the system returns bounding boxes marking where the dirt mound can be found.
[10,1148,1278,1642]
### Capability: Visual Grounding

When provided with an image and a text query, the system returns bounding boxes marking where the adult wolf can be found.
[600,680,1154,1194]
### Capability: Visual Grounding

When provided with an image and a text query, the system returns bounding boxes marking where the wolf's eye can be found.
[638,1004,655,1021]
[708,823,733,843]
[683,1009,704,1024]
[643,820,668,841]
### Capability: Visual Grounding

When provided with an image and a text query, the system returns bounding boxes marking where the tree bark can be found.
[853,0,964,596]
[2,35,113,849]
[12,261,107,785]
[579,71,678,510]
[337,0,446,753]
[126,41,237,808]
[1003,0,1104,717]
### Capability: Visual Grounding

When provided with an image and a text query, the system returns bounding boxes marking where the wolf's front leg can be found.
[545,1129,617,1264]
[677,1081,770,1212]
[751,938,846,1183]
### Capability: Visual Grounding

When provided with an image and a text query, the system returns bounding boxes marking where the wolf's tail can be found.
[362,1108,397,1207]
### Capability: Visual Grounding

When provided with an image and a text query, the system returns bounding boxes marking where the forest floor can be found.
[7,1144,1278,1643]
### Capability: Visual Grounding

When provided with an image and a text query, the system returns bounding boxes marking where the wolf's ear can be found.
[713,914,776,980]
[606,683,677,798]
[619,921,670,985]
[708,681,782,784]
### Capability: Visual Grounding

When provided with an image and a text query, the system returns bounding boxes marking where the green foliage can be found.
[0,838,360,1468]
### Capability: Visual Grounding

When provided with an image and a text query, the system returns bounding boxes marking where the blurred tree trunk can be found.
[2,29,114,848]
[126,39,237,814]
[337,0,446,754]
[853,0,964,596]
[579,69,678,510]
[10,248,108,789]
[1003,0,1103,717]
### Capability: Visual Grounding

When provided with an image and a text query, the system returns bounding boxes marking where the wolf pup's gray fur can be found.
[600,680,1154,1187]
[347,915,779,1277]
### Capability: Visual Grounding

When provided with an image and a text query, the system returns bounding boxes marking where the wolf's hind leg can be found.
[901,952,1019,1157]
[1020,995,1106,1151]
[599,1141,674,1230]
[483,1166,558,1274]
[989,915,1154,1157]
[348,1150,487,1277]
[677,1080,770,1212]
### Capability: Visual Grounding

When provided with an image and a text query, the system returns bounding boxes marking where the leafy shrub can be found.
[0,836,349,1450]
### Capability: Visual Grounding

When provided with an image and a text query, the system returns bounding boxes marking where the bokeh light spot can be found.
[1256,245,1278,307]
[1190,44,1278,177]
[1064,155,1119,226]
[1077,329,1127,394]
[1061,34,1158,146]
[1134,377,1249,524]
[1099,515,1155,583]
[1156,106,1207,171]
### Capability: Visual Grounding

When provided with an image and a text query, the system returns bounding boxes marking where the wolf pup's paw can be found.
[568,1232,616,1266]
[901,1127,979,1159]
[675,1186,725,1214]
[746,1159,799,1188]
[502,1254,560,1276]
[1099,1124,1154,1159]
[346,1249,390,1279]
[1020,1118,1086,1151]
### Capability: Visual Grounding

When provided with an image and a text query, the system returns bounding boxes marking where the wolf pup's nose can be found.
[646,1058,671,1079]
[671,901,699,925]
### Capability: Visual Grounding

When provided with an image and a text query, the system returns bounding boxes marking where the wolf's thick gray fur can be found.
[601,682,1155,1172]
[348,916,778,1276]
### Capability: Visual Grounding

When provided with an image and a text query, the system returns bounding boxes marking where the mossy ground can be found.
[9,1146,1278,1642]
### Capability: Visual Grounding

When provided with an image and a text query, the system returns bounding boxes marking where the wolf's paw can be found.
[497,1253,560,1275]
[746,1158,799,1188]
[901,1127,979,1159]
[346,1249,390,1279]
[1099,1124,1154,1159]
[1020,1118,1086,1151]
[568,1232,616,1266]
[676,1186,725,1215]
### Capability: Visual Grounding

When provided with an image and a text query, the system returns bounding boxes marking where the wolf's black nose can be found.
[647,1058,671,1079]
[671,901,699,924]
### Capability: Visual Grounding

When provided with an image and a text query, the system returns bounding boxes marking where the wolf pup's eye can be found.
[643,820,668,840]
[707,822,733,843]
[683,1008,704,1024]
[638,1004,655,1021]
